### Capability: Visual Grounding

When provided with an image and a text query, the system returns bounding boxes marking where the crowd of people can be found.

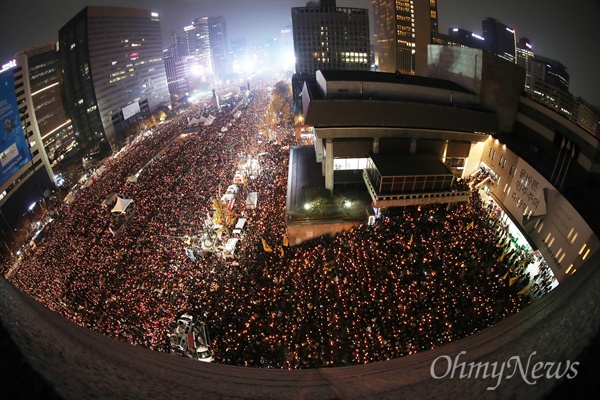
[3,79,540,369]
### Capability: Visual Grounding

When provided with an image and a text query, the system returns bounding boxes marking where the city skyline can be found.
[0,0,598,107]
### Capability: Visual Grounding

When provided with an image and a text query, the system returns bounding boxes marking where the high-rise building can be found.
[516,39,597,136]
[59,6,170,152]
[291,0,369,117]
[164,56,191,100]
[448,28,486,50]
[230,37,247,74]
[531,55,569,91]
[516,37,535,92]
[170,26,191,58]
[0,59,55,229]
[171,17,214,91]
[482,17,516,63]
[208,16,229,81]
[372,0,439,75]
[15,43,76,175]
[291,0,370,74]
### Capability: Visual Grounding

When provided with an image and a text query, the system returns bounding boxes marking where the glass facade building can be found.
[482,17,516,64]
[292,1,370,74]
[372,0,439,75]
[59,6,170,152]
[208,16,229,81]
[171,17,214,91]
[15,43,76,174]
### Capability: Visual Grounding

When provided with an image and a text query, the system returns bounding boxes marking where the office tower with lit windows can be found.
[482,17,516,63]
[171,17,214,91]
[291,0,369,118]
[163,55,191,100]
[531,55,569,91]
[15,42,77,175]
[516,38,598,136]
[517,37,535,92]
[59,6,170,152]
[291,0,370,74]
[372,0,439,75]
[208,16,229,81]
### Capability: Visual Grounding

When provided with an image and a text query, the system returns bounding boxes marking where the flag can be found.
[409,234,413,245]
[497,252,507,262]
[466,221,474,230]
[279,246,285,257]
[517,285,530,295]
[185,248,195,262]
[283,232,289,247]
[261,237,273,252]
[187,332,195,350]
[501,270,509,280]
[509,276,519,286]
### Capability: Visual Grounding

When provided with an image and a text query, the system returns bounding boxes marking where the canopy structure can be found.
[101,192,118,208]
[111,197,134,214]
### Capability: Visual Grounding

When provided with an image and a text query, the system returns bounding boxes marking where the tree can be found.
[266,80,292,128]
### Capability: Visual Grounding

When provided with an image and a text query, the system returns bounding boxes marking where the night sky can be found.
[0,0,598,106]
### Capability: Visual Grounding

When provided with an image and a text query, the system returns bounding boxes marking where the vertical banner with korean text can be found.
[0,70,31,187]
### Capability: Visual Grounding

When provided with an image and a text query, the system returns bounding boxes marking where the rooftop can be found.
[370,153,454,177]
[318,70,474,94]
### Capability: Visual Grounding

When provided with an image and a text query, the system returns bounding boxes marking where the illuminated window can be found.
[570,232,578,244]
[582,249,591,261]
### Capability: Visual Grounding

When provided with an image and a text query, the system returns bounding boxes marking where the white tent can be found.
[204,115,216,125]
[188,116,207,126]
[245,192,257,209]
[111,197,134,214]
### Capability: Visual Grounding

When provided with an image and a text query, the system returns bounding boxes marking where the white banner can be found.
[508,158,548,219]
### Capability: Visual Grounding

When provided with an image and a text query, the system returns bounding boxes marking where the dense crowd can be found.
[3,82,537,369]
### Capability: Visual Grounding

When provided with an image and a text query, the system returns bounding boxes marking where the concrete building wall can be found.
[287,220,360,246]
[427,45,525,133]
[482,137,599,282]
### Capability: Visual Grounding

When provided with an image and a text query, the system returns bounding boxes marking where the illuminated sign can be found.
[452,28,459,32]
[151,12,159,17]
[0,59,16,73]
[0,70,32,188]
[471,33,485,40]
[184,25,195,32]
[122,102,141,120]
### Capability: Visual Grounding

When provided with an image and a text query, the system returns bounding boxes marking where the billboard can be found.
[122,101,140,120]
[508,158,548,219]
[0,70,31,188]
